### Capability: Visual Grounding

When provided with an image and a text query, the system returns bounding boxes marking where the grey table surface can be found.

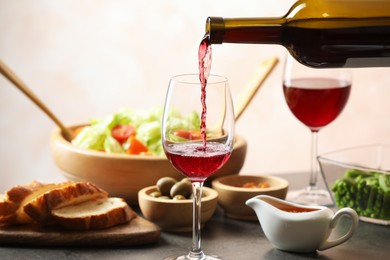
[1,173,389,260]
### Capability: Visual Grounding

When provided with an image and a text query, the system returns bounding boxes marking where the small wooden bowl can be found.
[212,175,289,221]
[138,186,218,232]
[50,124,247,205]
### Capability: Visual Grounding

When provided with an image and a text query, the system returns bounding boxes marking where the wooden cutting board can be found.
[0,216,160,247]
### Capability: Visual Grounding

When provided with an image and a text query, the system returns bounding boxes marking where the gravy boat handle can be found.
[319,207,359,251]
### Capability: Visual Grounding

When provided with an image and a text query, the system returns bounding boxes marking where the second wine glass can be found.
[283,54,352,206]
[162,74,235,260]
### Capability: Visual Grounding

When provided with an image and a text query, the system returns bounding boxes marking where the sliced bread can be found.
[0,194,14,218]
[1,181,74,225]
[24,182,109,224]
[0,181,47,218]
[52,197,136,230]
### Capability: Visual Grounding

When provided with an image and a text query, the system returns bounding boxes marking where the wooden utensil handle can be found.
[234,56,278,121]
[0,59,74,141]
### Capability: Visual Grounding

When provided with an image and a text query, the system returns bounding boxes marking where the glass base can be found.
[164,254,221,260]
[287,187,333,206]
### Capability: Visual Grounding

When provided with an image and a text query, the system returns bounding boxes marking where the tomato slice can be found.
[173,129,202,140]
[126,136,148,155]
[112,125,136,144]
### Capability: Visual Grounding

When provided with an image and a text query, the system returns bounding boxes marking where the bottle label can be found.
[345,57,390,68]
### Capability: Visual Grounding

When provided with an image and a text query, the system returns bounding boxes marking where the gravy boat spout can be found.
[246,195,359,253]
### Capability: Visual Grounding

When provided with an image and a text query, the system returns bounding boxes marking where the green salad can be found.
[71,107,200,156]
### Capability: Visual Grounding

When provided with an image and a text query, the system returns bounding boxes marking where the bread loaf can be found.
[1,181,74,225]
[24,182,108,224]
[1,181,136,230]
[0,194,14,224]
[1,181,46,218]
[52,197,136,230]
[0,194,14,217]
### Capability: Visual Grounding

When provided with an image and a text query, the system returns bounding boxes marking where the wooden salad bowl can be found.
[50,124,247,204]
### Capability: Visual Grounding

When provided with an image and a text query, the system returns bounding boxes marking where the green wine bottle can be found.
[205,0,390,68]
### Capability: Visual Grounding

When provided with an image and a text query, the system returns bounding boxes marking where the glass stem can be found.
[189,181,205,259]
[309,131,319,190]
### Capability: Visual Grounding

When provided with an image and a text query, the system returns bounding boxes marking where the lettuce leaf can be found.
[71,107,199,157]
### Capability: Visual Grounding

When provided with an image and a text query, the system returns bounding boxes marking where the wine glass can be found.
[162,74,235,260]
[283,54,352,206]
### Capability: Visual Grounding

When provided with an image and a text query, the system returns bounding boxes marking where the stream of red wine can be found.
[198,34,212,149]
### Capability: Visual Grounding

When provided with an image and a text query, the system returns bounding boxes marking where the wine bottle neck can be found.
[206,17,285,45]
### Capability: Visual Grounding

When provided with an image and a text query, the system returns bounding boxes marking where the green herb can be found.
[331,169,390,220]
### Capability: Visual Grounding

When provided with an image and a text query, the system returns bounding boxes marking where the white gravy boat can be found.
[246,195,359,253]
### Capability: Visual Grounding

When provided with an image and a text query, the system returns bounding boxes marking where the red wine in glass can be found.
[283,78,351,132]
[283,68,351,206]
[162,73,234,260]
[164,142,231,181]
[162,32,233,259]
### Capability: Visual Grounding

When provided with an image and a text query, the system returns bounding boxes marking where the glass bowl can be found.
[318,144,390,225]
